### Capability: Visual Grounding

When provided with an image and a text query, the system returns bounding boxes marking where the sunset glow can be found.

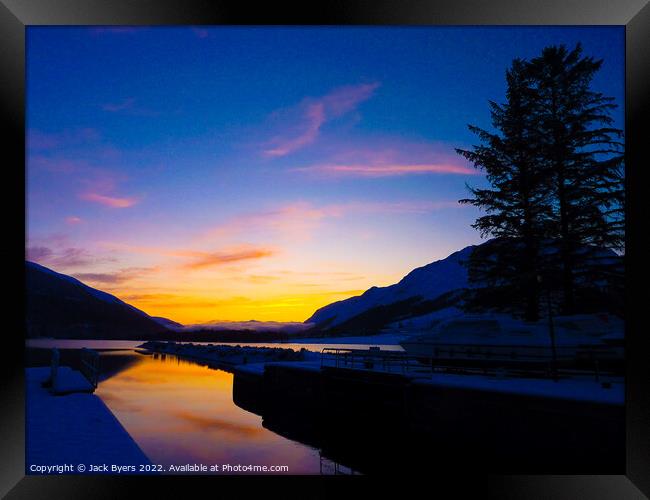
[96,353,321,470]
[26,27,623,323]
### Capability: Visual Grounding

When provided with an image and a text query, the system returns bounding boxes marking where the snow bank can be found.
[403,313,624,346]
[52,366,95,395]
[292,333,409,346]
[413,372,624,405]
[383,307,463,332]
[26,367,152,473]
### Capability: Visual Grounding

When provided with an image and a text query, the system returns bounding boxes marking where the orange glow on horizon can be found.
[114,288,367,324]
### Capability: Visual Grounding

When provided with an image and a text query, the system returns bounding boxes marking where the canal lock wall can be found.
[231,363,624,473]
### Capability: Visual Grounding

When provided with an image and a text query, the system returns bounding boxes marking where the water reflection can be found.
[96,351,323,474]
[27,338,404,353]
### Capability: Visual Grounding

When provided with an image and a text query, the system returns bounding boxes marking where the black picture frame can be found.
[2,1,648,498]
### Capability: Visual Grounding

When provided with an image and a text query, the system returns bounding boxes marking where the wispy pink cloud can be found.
[73,266,159,286]
[74,169,139,208]
[293,163,477,177]
[285,137,479,178]
[182,246,276,270]
[95,242,277,271]
[201,200,463,243]
[264,103,326,157]
[262,82,380,157]
[203,202,338,243]
[79,192,138,208]
[65,216,83,225]
[26,246,53,261]
[27,245,102,269]
[318,83,380,116]
[27,233,118,271]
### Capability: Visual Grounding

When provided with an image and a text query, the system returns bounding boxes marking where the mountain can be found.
[151,316,184,330]
[305,241,624,335]
[26,261,170,339]
[306,245,475,332]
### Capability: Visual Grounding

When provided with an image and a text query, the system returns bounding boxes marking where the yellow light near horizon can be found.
[120,290,365,324]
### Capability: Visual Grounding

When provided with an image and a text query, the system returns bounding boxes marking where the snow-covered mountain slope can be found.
[306,245,475,328]
[383,307,464,333]
[28,261,125,305]
[151,316,184,330]
[306,239,623,334]
[26,261,169,338]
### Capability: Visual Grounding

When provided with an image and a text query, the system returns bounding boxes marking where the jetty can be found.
[138,340,316,369]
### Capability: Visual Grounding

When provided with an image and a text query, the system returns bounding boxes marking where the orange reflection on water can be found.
[96,352,321,474]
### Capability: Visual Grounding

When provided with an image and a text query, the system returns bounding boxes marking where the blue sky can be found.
[26,26,624,322]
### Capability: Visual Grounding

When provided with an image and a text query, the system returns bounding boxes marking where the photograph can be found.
[24,25,626,476]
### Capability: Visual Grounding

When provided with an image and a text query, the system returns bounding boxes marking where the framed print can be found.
[1,0,648,498]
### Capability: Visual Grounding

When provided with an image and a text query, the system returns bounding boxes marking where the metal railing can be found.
[320,347,417,374]
[80,348,100,388]
[319,452,358,475]
[320,343,623,381]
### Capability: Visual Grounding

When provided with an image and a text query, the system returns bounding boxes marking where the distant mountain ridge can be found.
[181,320,312,333]
[26,261,170,339]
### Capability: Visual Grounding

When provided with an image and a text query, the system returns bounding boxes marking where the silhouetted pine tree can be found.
[456,59,553,321]
[526,44,624,314]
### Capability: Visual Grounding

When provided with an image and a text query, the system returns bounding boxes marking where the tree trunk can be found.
[557,175,575,314]
[523,238,540,322]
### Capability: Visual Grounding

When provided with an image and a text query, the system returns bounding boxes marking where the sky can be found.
[26,26,624,324]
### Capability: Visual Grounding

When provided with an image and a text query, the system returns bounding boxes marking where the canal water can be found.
[96,349,324,474]
[27,339,402,474]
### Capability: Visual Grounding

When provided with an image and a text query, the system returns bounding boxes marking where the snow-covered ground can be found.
[413,373,624,405]
[51,366,95,394]
[397,313,624,351]
[26,367,152,473]
[291,332,409,345]
[383,307,462,332]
